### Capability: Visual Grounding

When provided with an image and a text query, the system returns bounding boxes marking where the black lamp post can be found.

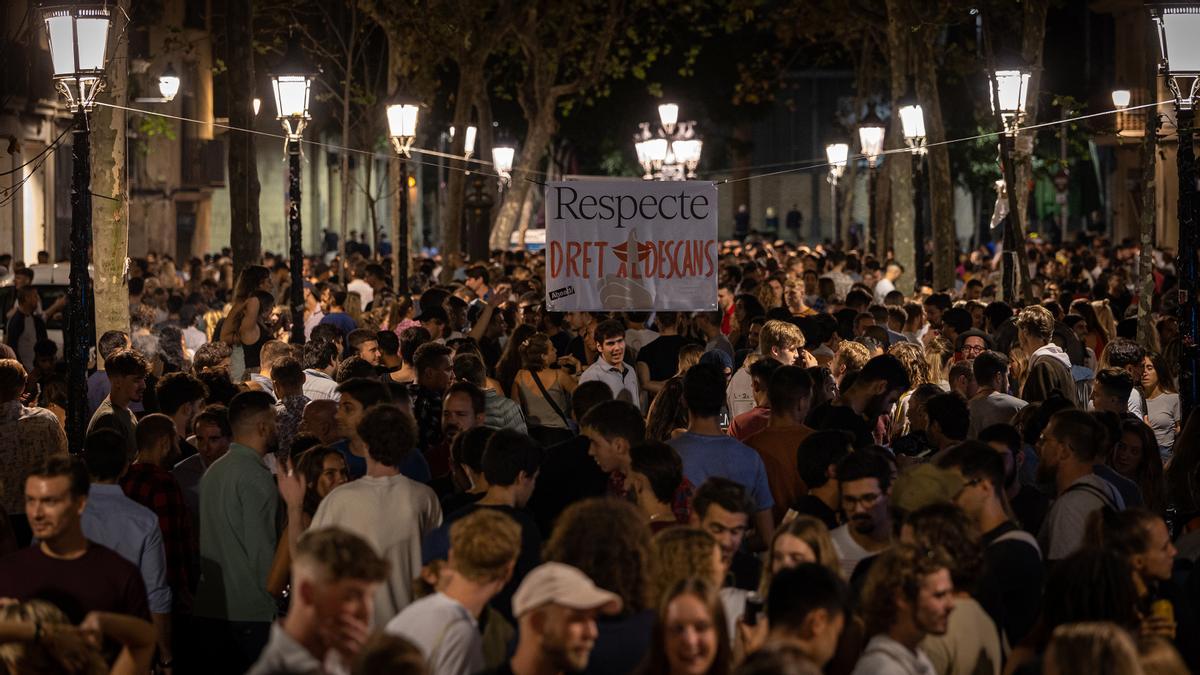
[825,143,848,243]
[386,95,420,295]
[1152,3,1200,417]
[42,1,111,451]
[987,66,1032,304]
[899,95,928,285]
[270,39,313,345]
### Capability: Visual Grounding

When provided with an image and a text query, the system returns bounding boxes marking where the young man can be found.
[247,527,388,675]
[88,348,150,459]
[5,285,46,370]
[155,371,207,460]
[0,359,66,545]
[171,405,230,530]
[0,455,149,623]
[947,360,978,401]
[690,477,760,591]
[409,342,455,472]
[578,319,640,409]
[465,265,493,303]
[745,366,814,522]
[925,393,970,456]
[967,351,1026,439]
[443,427,497,515]
[829,341,870,389]
[727,357,782,441]
[271,357,311,457]
[301,338,341,402]
[454,353,527,433]
[301,282,325,341]
[387,509,521,675]
[761,563,848,668]
[124,414,196,611]
[808,354,910,450]
[87,330,136,417]
[1016,305,1078,406]
[319,290,359,337]
[627,440,687,531]
[694,310,734,360]
[347,328,382,367]
[193,391,280,671]
[829,450,894,579]
[937,441,1043,647]
[442,381,487,449]
[788,430,852,530]
[310,403,441,626]
[873,261,903,305]
[480,562,622,675]
[669,363,775,546]
[1036,409,1125,561]
[635,312,692,396]
[852,545,955,675]
[377,330,404,374]
[727,319,804,419]
[81,429,174,668]
[1091,367,1137,415]
[249,340,291,400]
[333,377,429,483]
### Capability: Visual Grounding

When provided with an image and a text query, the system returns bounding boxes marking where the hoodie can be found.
[1021,343,1079,406]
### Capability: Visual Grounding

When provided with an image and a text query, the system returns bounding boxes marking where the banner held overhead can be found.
[544,180,719,311]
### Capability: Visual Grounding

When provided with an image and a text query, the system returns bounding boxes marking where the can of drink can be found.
[1151,599,1175,624]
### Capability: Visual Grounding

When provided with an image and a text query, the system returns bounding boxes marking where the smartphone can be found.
[744,592,764,626]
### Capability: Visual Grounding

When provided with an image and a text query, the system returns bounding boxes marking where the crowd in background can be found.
[0,231,1195,675]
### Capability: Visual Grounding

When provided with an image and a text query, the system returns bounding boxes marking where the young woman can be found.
[1043,622,1143,675]
[0,602,155,675]
[511,332,576,430]
[1143,352,1181,461]
[497,324,539,403]
[267,447,349,598]
[219,265,273,379]
[1112,420,1168,515]
[638,578,732,675]
[759,516,841,596]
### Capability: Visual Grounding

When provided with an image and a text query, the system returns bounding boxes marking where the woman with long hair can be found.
[1143,352,1181,461]
[545,498,656,675]
[511,332,576,430]
[729,294,766,352]
[497,323,539,400]
[219,264,273,379]
[387,295,419,336]
[1111,421,1168,515]
[266,446,349,598]
[637,577,732,675]
[646,376,689,442]
[0,601,155,675]
[1043,622,1143,675]
[651,528,723,603]
[888,341,934,439]
[923,336,955,391]
[1069,299,1110,357]
[760,516,841,596]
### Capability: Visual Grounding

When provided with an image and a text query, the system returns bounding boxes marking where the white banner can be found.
[544,180,719,311]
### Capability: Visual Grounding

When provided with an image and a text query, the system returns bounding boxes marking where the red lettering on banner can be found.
[703,239,715,277]
[567,241,582,278]
[549,241,562,277]
[595,241,608,277]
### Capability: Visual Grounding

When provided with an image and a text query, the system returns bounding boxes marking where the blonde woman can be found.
[1044,622,1143,675]
[924,336,954,391]
[888,342,934,439]
[760,516,841,596]
[344,291,364,325]
[1008,346,1030,394]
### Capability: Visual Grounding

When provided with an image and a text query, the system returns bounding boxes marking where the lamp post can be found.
[858,107,885,254]
[42,1,111,452]
[633,102,701,180]
[987,65,1031,303]
[270,38,313,345]
[826,142,849,242]
[1151,3,1200,417]
[386,95,420,295]
[899,96,927,284]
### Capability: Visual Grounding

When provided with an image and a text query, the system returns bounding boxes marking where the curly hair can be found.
[650,527,720,603]
[889,341,932,388]
[902,503,984,593]
[543,498,654,615]
[860,543,953,636]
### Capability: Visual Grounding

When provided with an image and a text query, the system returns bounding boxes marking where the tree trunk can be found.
[339,3,357,272]
[1013,0,1048,301]
[446,61,483,268]
[885,0,916,294]
[490,102,556,250]
[90,0,131,346]
[916,32,955,292]
[1137,105,1158,347]
[226,0,261,277]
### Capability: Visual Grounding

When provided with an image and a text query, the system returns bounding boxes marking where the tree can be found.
[884,0,916,293]
[223,0,261,277]
[90,0,131,343]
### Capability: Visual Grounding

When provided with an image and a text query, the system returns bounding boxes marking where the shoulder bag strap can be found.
[531,370,572,427]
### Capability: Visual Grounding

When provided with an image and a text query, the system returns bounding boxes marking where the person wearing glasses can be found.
[828,450,894,580]
[954,329,992,362]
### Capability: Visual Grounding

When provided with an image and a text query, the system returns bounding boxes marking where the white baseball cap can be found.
[511,562,623,618]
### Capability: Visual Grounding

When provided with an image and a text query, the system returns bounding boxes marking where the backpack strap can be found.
[992,528,1042,560]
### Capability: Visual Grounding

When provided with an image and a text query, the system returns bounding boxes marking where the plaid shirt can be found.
[408,384,444,457]
[121,461,197,599]
[609,471,694,523]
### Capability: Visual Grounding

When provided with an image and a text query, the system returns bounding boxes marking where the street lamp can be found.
[134,62,181,103]
[988,69,1032,134]
[386,94,420,296]
[858,107,886,254]
[450,125,477,159]
[898,94,928,284]
[1151,2,1200,417]
[492,142,515,189]
[825,142,848,241]
[270,37,313,345]
[634,103,700,180]
[1111,88,1132,110]
[987,63,1032,304]
[252,97,261,116]
[42,1,111,452]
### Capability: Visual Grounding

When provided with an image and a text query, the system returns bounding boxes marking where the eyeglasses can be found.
[962,344,986,355]
[842,492,881,510]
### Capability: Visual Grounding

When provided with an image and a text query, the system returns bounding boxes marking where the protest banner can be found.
[544,180,719,311]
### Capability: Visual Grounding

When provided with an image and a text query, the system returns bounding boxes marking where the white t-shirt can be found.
[726,365,756,420]
[311,474,442,627]
[385,592,483,675]
[919,596,1003,675]
[830,523,874,579]
[347,278,374,308]
[852,634,937,675]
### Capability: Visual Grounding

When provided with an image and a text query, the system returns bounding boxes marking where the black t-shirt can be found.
[790,494,839,531]
[1010,484,1051,536]
[979,521,1044,647]
[806,401,873,449]
[0,542,150,623]
[636,334,697,382]
[549,331,571,359]
[526,435,610,539]
[440,490,485,518]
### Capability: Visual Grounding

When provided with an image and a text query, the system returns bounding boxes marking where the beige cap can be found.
[512,562,623,618]
[890,463,965,513]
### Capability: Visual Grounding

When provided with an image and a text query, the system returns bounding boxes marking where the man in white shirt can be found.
[301,339,341,402]
[852,545,955,675]
[310,404,441,626]
[966,351,1027,440]
[302,283,325,341]
[386,509,520,675]
[829,451,894,579]
[579,319,640,409]
[347,265,374,309]
[726,320,803,419]
[872,261,903,305]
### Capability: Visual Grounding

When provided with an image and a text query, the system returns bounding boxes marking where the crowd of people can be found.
[0,234,1196,675]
